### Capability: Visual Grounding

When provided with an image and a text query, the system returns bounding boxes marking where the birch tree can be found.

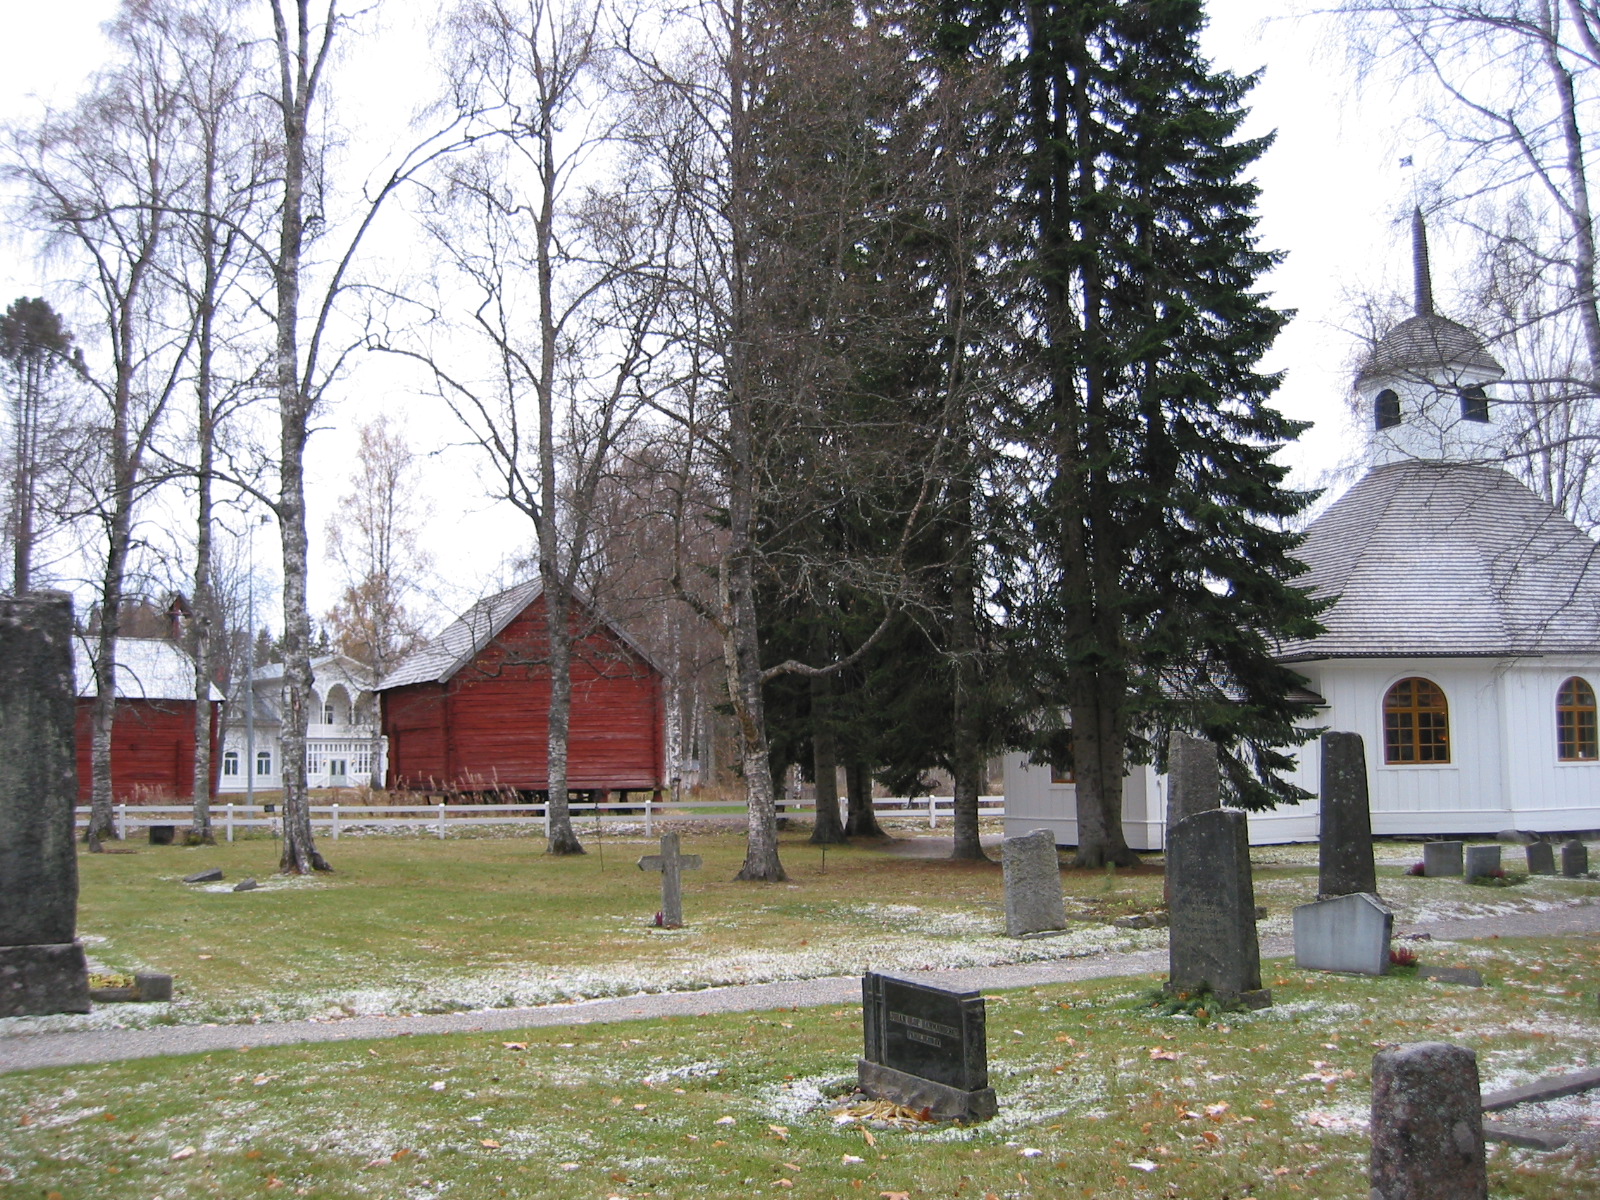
[5,5,198,849]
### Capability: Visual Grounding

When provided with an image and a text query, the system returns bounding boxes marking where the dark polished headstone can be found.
[1370,1042,1487,1200]
[1167,809,1270,1008]
[0,593,89,1017]
[860,972,994,1121]
[1526,842,1556,875]
[148,825,176,846]
[1318,732,1377,897]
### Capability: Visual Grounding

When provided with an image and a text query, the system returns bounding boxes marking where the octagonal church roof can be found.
[1277,460,1600,661]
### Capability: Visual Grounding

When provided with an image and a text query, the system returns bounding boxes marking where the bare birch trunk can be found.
[272,0,330,874]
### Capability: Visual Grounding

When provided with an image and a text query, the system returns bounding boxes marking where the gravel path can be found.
[2,899,1595,1077]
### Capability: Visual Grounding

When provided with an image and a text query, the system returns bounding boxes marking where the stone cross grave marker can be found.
[1166,808,1271,1009]
[0,593,90,1017]
[1423,841,1463,877]
[1003,829,1065,937]
[1318,732,1377,897]
[1464,844,1501,879]
[1563,839,1589,877]
[1526,842,1555,875]
[1166,732,1221,829]
[1293,892,1392,976]
[859,971,996,1122]
[1370,1042,1487,1200]
[637,832,701,928]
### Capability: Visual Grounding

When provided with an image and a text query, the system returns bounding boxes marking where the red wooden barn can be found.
[73,636,224,802]
[378,581,665,798]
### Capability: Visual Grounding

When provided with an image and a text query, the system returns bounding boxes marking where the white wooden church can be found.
[1006,216,1600,847]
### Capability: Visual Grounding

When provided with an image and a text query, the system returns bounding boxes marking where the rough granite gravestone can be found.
[1423,841,1463,877]
[1293,892,1392,976]
[1370,1042,1487,1200]
[1318,732,1377,898]
[0,593,90,1017]
[1166,808,1270,1009]
[1563,839,1589,877]
[859,971,996,1121]
[1166,732,1221,829]
[637,832,702,929]
[1464,844,1501,878]
[183,868,223,884]
[1003,830,1065,937]
[1526,842,1556,875]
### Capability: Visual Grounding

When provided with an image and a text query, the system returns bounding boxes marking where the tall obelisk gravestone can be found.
[1318,732,1377,898]
[0,593,90,1016]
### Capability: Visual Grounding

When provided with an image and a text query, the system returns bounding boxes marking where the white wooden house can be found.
[1007,216,1600,847]
[217,654,387,793]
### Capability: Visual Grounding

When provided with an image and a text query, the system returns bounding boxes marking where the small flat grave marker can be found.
[1293,892,1392,976]
[637,832,701,929]
[860,971,996,1122]
[183,868,223,884]
[1423,841,1463,877]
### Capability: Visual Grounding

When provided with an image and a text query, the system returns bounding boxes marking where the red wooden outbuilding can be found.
[378,581,665,798]
[73,636,224,802]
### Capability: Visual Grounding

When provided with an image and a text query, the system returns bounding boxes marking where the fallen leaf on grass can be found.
[170,1146,196,1161]
[880,1192,910,1200]
[1148,1048,1181,1061]
[560,1162,581,1172]
[714,1115,736,1125]
[842,1155,864,1165]
[429,1081,446,1092]
[480,1139,501,1149]
[501,1042,527,1051]
[863,1128,878,1148]
[391,1148,412,1162]
[1129,1159,1157,1172]
[769,1124,790,1141]
[775,1180,794,1189]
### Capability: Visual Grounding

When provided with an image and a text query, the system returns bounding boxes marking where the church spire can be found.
[1412,207,1435,317]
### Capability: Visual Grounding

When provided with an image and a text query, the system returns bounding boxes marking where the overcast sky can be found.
[0,2,1446,618]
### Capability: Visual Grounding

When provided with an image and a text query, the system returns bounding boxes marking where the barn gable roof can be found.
[377,579,661,690]
[74,636,225,702]
[1277,460,1600,661]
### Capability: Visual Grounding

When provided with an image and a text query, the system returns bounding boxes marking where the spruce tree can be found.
[948,0,1325,864]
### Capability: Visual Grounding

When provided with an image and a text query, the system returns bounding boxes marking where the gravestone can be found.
[1318,732,1377,898]
[134,972,173,1002]
[0,593,90,1017]
[183,868,223,883]
[1003,830,1065,937]
[1525,842,1555,875]
[859,971,995,1121]
[232,877,259,893]
[1165,732,1221,829]
[1464,844,1501,878]
[1293,892,1392,976]
[1370,1042,1487,1200]
[1166,808,1270,1009]
[1562,839,1589,877]
[1422,841,1463,877]
[637,832,702,928]
[148,825,176,846]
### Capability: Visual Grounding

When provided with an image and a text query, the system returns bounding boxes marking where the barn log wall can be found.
[73,698,222,802]
[382,595,664,794]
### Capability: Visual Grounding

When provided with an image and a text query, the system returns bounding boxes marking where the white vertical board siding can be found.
[1001,754,1162,850]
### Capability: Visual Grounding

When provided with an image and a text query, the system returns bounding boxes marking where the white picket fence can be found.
[72,794,1006,842]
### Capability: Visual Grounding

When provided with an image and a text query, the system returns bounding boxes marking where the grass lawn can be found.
[17,828,1598,1028]
[3,936,1600,1198]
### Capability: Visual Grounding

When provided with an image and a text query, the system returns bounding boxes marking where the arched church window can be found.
[1557,677,1598,761]
[1383,677,1450,764]
[1375,389,1401,430]
[1460,386,1490,423]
